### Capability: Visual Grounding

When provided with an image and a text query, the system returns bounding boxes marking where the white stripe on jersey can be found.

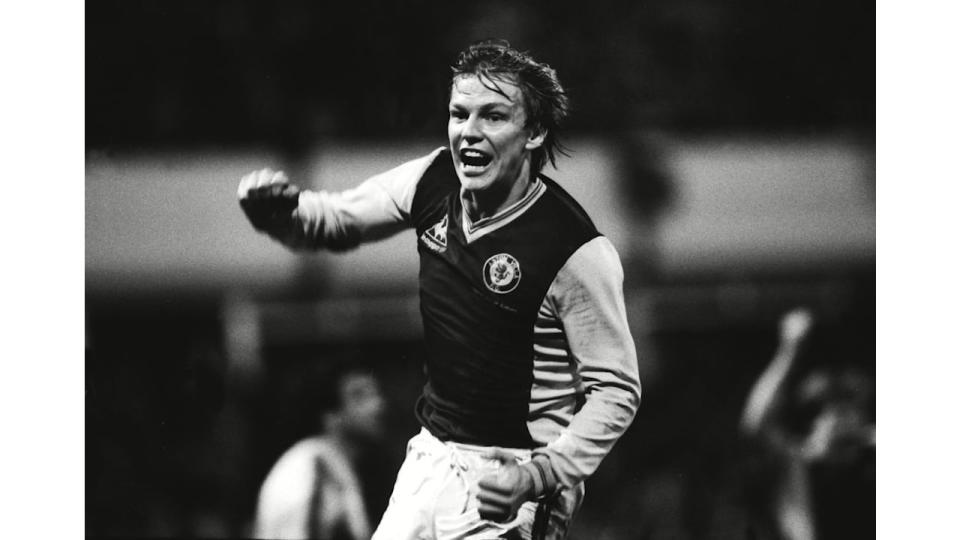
[533,343,569,358]
[527,298,582,446]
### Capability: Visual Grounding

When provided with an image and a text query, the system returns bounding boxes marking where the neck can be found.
[462,159,534,221]
[326,429,363,465]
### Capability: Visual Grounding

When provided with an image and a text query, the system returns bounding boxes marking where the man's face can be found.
[448,74,544,195]
[338,373,386,440]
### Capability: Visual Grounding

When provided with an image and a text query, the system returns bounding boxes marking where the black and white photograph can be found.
[80,1,879,539]
[7,0,914,537]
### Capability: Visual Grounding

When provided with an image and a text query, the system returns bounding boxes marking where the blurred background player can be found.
[740,308,875,540]
[237,40,641,539]
[254,368,386,540]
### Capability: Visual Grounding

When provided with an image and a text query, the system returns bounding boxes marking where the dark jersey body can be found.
[410,149,599,448]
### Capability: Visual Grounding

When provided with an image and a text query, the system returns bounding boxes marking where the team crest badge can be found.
[420,215,448,252]
[483,253,521,294]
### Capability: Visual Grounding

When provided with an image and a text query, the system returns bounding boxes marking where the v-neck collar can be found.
[459,178,546,244]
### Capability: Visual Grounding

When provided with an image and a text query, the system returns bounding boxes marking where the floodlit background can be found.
[86,1,874,538]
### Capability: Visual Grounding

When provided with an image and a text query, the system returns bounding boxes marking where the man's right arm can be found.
[237,148,445,251]
[740,309,813,438]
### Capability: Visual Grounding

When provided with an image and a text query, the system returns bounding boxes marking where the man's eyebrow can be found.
[478,102,513,112]
[448,101,514,112]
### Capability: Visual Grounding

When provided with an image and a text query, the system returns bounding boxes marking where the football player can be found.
[238,40,641,540]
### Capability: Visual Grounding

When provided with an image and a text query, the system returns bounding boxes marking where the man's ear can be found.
[525,127,546,151]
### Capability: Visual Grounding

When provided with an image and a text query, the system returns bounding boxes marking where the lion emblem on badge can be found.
[483,253,521,294]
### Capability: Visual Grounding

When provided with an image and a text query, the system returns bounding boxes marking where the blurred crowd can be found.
[86,291,874,539]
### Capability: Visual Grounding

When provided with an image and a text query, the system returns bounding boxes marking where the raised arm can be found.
[237,148,444,251]
[740,308,814,439]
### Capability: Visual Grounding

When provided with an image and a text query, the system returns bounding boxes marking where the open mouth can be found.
[459,148,493,168]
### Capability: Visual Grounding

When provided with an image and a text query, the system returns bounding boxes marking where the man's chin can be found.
[457,174,493,192]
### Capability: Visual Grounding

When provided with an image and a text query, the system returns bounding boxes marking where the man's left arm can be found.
[524,236,641,494]
[477,237,641,520]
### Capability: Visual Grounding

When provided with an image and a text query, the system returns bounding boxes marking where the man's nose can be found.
[462,115,483,141]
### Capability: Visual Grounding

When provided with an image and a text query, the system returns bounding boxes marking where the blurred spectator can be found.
[740,309,875,540]
[254,368,386,540]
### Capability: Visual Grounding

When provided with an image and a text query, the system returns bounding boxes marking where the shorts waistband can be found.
[417,427,533,458]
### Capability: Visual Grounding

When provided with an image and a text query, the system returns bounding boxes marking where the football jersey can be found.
[277,147,640,490]
[409,151,599,448]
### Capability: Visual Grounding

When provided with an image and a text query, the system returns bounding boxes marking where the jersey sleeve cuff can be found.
[522,454,559,498]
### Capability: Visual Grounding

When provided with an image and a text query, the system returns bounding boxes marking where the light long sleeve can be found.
[270,148,444,251]
[531,236,641,490]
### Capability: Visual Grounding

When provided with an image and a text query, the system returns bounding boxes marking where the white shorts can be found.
[371,428,583,540]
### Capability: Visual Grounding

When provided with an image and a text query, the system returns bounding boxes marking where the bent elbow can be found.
[631,376,642,413]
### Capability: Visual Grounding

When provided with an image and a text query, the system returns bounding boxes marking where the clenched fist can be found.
[476,449,536,523]
[779,308,813,345]
[238,168,301,232]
